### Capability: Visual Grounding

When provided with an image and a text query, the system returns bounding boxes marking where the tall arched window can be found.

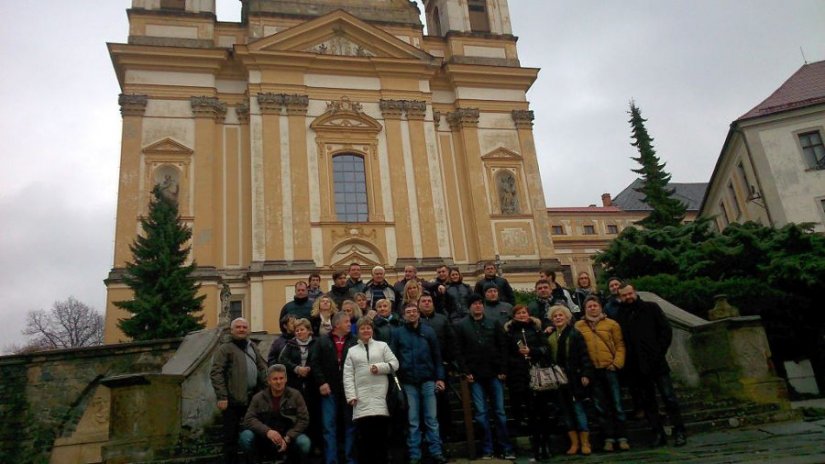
[333,154,368,222]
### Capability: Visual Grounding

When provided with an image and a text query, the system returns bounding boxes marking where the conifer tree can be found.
[115,185,205,340]
[628,101,687,228]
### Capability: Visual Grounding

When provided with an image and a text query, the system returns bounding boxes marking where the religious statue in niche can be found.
[497,171,520,214]
[154,165,180,204]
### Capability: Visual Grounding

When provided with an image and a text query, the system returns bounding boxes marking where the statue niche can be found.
[154,165,181,204]
[496,170,520,215]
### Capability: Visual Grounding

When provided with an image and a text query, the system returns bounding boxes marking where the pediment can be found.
[142,138,193,155]
[245,10,434,62]
[329,240,383,268]
[311,97,383,133]
[481,147,523,161]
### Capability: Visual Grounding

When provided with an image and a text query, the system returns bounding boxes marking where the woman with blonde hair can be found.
[398,279,423,313]
[340,299,363,336]
[547,304,595,455]
[310,295,338,337]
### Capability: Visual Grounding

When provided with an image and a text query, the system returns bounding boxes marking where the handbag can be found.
[529,364,569,391]
[386,365,408,417]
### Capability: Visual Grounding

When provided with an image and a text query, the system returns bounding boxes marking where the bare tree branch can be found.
[20,297,104,351]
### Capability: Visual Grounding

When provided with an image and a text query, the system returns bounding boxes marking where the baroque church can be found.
[104,0,559,341]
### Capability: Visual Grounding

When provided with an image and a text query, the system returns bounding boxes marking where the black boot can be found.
[674,428,687,447]
[650,428,667,448]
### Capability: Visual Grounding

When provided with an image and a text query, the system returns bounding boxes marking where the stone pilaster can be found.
[405,100,427,120]
[446,108,480,130]
[256,92,284,115]
[284,94,309,116]
[379,99,405,119]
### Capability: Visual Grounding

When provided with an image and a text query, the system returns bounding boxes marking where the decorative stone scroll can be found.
[327,97,364,114]
[118,93,148,117]
[284,94,310,116]
[406,100,427,120]
[446,108,480,129]
[257,93,285,114]
[306,35,375,57]
[190,96,227,121]
[511,109,535,128]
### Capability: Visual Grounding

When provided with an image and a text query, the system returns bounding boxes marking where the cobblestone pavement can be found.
[452,419,825,464]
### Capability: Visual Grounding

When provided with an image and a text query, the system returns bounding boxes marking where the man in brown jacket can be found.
[211,318,268,464]
[240,364,311,463]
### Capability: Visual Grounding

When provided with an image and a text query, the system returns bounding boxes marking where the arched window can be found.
[333,154,368,222]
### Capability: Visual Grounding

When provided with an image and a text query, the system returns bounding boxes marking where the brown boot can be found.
[580,431,592,455]
[566,431,580,455]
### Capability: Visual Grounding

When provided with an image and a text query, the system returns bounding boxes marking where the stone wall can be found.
[0,339,180,464]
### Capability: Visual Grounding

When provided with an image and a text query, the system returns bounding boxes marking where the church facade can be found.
[104,0,559,342]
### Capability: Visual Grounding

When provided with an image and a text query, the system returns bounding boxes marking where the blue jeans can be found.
[592,369,627,439]
[320,394,357,464]
[558,387,589,432]
[403,381,443,460]
[470,377,513,455]
[238,429,311,461]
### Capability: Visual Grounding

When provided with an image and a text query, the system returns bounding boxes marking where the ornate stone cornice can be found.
[446,108,480,129]
[190,96,226,121]
[118,93,148,117]
[379,99,405,119]
[235,102,249,124]
[256,93,309,115]
[405,100,427,120]
[511,110,535,128]
[379,99,428,120]
[284,94,309,116]
[257,93,285,114]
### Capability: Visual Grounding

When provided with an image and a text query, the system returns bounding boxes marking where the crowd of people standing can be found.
[210,263,687,463]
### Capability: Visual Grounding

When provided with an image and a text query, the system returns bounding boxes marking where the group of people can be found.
[210,263,687,464]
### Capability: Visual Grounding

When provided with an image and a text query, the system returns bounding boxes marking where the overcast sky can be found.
[0,1,823,351]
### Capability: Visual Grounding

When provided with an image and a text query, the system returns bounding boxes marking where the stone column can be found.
[406,101,439,258]
[256,93,285,262]
[447,107,492,262]
[512,109,556,259]
[190,96,226,267]
[113,94,148,267]
[380,99,414,259]
[236,103,253,265]
[285,94,313,263]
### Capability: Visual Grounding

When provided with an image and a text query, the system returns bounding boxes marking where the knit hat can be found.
[467,293,484,306]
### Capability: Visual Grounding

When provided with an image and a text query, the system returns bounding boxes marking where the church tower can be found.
[104,0,558,342]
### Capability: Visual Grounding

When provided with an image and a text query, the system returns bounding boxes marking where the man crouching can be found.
[240,364,311,463]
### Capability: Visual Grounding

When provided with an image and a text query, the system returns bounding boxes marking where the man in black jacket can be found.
[473,262,516,305]
[616,284,686,447]
[453,294,515,460]
[419,293,457,445]
[310,312,358,463]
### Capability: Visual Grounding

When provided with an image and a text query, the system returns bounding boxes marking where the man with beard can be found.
[616,284,686,447]
[211,318,268,463]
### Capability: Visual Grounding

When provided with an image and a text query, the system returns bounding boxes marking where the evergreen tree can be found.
[628,101,687,228]
[115,185,205,340]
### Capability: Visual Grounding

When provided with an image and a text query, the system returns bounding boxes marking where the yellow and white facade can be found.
[104,0,559,342]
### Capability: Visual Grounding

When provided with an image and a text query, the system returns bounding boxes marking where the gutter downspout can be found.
[734,126,774,226]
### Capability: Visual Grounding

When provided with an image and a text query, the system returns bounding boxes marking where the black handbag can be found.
[386,365,408,417]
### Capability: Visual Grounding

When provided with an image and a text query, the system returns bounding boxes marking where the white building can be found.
[701,60,825,232]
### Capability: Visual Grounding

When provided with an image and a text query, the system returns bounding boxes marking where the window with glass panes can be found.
[799,131,825,169]
[333,154,368,222]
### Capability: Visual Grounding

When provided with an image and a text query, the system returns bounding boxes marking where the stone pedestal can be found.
[100,373,184,464]
[691,316,789,406]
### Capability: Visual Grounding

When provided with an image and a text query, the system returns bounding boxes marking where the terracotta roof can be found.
[612,178,707,211]
[738,60,825,120]
[546,206,625,213]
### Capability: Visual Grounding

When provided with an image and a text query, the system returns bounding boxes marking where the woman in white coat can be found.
[343,317,400,463]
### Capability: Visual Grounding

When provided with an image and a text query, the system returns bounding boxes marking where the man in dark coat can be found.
[210,318,268,464]
[473,262,516,305]
[418,293,457,443]
[616,284,686,447]
[310,312,358,463]
[453,294,515,460]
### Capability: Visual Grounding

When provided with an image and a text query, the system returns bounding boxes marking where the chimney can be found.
[601,193,612,207]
